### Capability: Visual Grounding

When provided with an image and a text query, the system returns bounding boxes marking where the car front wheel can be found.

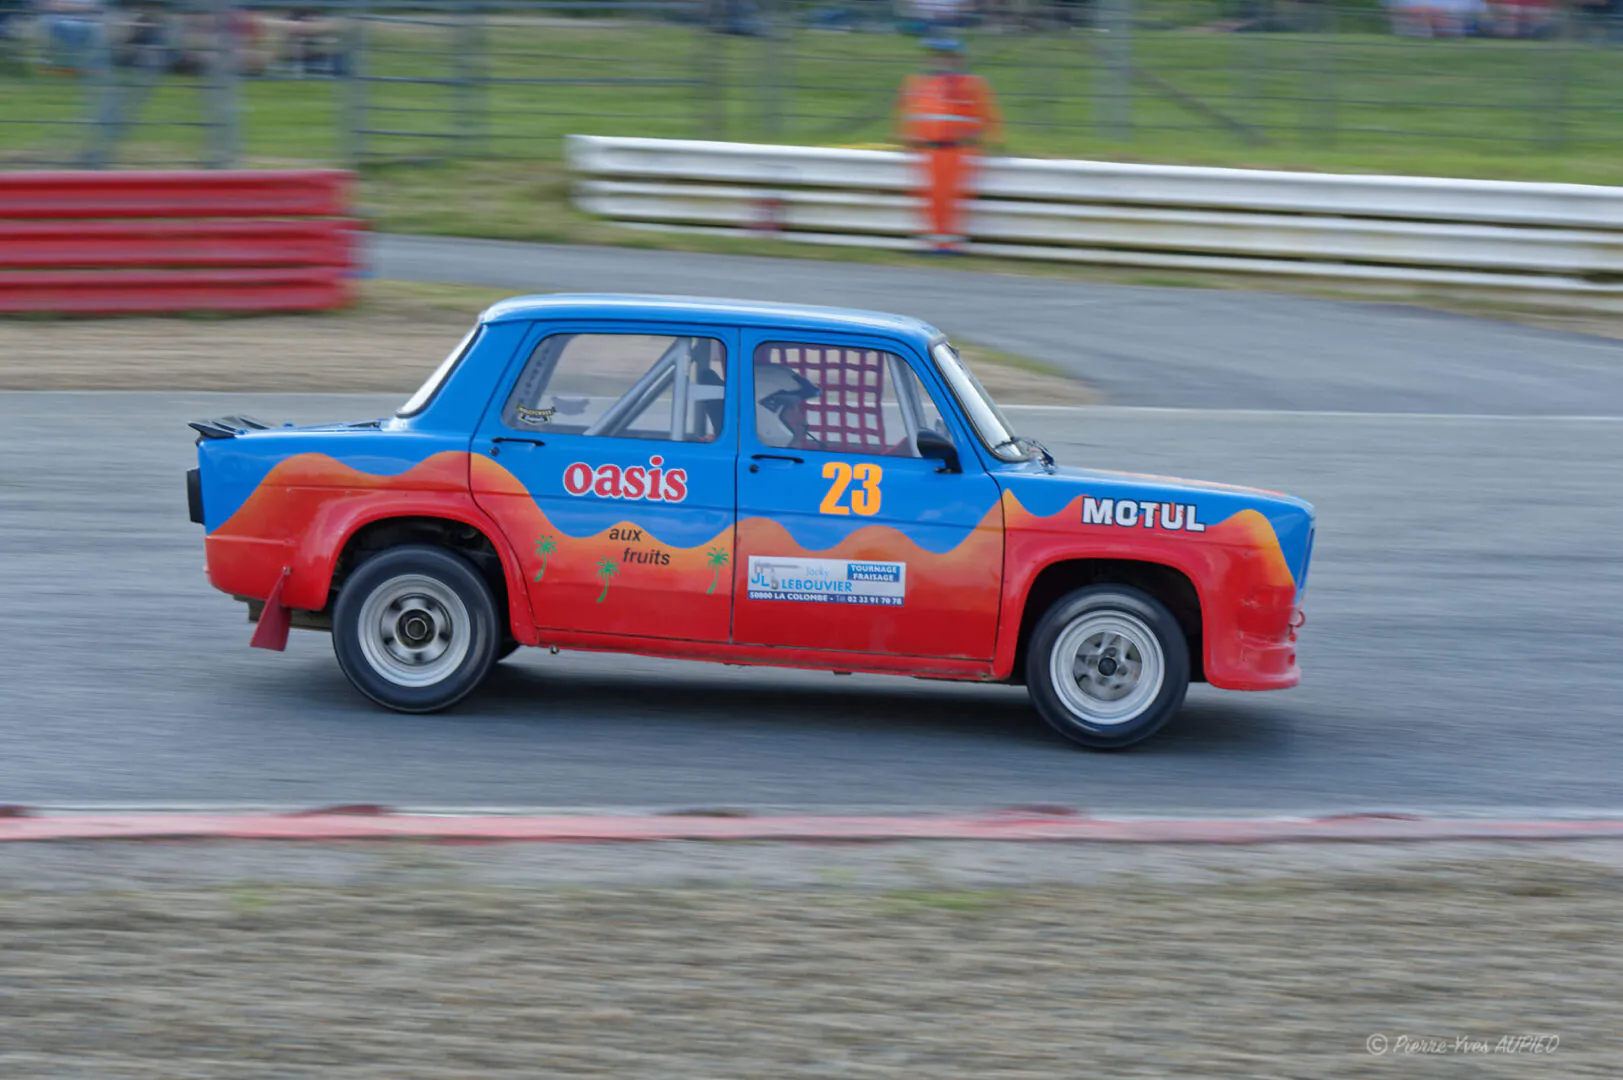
[1025,585,1190,749]
[332,544,500,713]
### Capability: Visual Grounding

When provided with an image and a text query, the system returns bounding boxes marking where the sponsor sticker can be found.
[562,456,688,503]
[1081,496,1206,533]
[747,557,906,607]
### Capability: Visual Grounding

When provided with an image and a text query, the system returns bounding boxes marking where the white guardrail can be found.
[566,135,1623,300]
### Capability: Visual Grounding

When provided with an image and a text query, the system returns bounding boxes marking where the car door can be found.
[470,322,739,642]
[732,330,1004,659]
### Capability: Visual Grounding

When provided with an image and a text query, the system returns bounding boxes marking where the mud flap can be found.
[249,571,292,652]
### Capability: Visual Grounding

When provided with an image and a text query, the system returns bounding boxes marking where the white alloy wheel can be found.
[356,573,473,688]
[1048,610,1166,726]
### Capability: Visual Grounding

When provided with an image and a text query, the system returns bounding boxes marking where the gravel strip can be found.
[0,841,1617,1078]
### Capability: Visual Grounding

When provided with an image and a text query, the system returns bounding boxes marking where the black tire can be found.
[1025,585,1190,750]
[332,544,500,713]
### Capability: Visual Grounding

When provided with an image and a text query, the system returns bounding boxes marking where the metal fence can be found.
[567,135,1623,300]
[1,0,1620,170]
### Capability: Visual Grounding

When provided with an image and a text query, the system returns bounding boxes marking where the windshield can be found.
[930,340,1027,462]
[398,326,479,417]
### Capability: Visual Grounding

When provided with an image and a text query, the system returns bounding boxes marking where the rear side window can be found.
[503,333,727,443]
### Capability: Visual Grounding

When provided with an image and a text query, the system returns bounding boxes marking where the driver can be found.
[755,363,822,449]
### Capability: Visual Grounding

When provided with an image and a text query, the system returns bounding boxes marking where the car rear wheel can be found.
[1025,585,1190,750]
[333,544,500,713]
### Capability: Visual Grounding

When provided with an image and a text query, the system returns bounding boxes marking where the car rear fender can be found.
[285,494,534,639]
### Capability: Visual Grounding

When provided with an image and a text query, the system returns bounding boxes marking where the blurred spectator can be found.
[907,0,974,34]
[106,4,270,77]
[231,6,270,75]
[115,3,167,70]
[172,6,216,75]
[0,0,32,41]
[1484,0,1553,36]
[710,0,768,36]
[1386,0,1565,36]
[1051,0,1091,27]
[1386,0,1488,36]
[808,0,891,33]
[42,0,103,73]
[1573,0,1623,39]
[282,5,344,76]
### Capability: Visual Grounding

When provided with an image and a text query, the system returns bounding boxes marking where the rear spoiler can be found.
[188,414,272,441]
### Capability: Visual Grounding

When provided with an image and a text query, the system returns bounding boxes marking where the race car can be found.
[186,295,1315,749]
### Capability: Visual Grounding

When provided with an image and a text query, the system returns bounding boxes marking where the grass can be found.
[4,15,1622,181]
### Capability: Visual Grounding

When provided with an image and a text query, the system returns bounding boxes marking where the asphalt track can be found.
[4,388,1620,813]
[7,236,1623,812]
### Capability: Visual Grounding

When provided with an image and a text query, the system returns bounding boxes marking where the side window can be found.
[753,342,944,457]
[503,333,727,442]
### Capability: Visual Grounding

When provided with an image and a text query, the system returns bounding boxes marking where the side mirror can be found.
[916,429,961,474]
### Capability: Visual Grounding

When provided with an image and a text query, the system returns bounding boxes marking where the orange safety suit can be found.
[897,71,1002,250]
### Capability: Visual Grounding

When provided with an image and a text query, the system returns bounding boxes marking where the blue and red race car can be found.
[187,295,1314,748]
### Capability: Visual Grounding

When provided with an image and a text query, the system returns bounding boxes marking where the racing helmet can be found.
[755,363,821,447]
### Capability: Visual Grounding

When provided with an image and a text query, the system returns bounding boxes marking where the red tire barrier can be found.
[0,267,350,315]
[0,169,351,219]
[0,170,358,313]
[0,220,356,270]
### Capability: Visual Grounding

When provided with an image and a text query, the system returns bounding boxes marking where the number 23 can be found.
[820,461,881,517]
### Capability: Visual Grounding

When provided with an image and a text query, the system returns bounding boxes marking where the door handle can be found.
[490,436,546,456]
[749,453,803,473]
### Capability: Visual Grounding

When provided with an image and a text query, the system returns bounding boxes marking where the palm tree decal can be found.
[704,546,730,595]
[533,534,557,583]
[594,556,618,604]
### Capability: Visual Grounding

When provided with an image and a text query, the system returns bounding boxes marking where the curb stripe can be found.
[5,811,1623,844]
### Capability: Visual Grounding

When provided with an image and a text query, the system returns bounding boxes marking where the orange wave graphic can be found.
[214,451,471,541]
[1002,490,1296,590]
[211,453,1292,662]
[1206,507,1295,591]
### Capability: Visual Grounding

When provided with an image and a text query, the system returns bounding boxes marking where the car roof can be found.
[478,293,941,343]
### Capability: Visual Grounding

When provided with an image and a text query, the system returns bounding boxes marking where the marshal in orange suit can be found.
[896,36,1002,253]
